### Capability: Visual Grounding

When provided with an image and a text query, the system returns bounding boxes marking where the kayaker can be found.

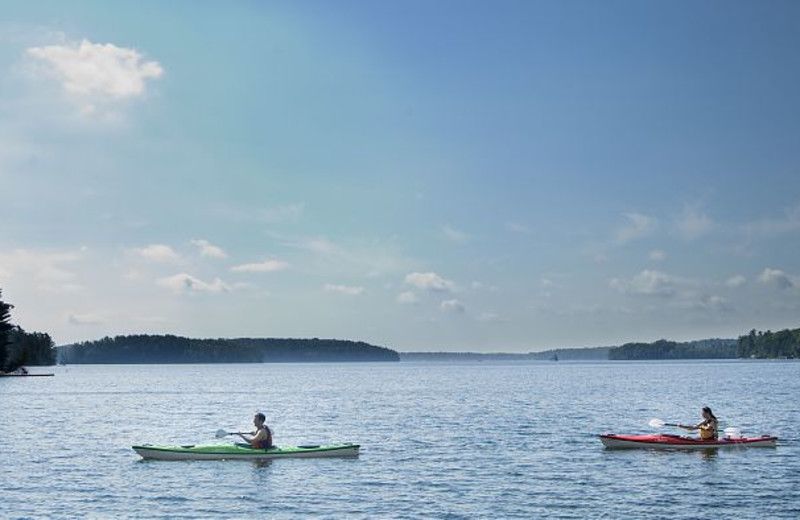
[679,406,718,439]
[236,412,273,449]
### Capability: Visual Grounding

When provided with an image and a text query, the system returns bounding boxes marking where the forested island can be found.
[0,289,56,372]
[57,334,400,363]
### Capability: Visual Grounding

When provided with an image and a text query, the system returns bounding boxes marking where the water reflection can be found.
[603,447,720,461]
[250,460,274,470]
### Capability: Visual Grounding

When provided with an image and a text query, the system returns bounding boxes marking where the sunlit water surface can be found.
[1,361,799,518]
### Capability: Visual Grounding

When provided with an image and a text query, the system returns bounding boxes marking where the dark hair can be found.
[255,412,266,422]
[702,406,717,422]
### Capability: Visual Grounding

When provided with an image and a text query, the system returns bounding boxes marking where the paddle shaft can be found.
[215,429,251,439]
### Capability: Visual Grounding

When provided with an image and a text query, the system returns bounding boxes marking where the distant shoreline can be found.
[44,326,800,365]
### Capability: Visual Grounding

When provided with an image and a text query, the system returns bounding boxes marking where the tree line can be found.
[608,338,738,360]
[737,328,800,359]
[0,288,56,371]
[58,334,400,363]
[607,330,800,360]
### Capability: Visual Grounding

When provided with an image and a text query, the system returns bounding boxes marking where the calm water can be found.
[1,361,799,519]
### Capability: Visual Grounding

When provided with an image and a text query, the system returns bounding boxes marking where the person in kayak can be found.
[236,412,273,449]
[679,406,718,439]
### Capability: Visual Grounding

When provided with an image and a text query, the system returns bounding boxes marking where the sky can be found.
[0,0,799,352]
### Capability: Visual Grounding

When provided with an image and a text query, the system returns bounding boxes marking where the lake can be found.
[1,361,798,518]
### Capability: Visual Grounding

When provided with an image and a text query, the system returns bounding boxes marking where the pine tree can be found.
[0,288,14,371]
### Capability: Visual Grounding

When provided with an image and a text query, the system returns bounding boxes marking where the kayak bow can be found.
[600,433,777,450]
[133,442,360,460]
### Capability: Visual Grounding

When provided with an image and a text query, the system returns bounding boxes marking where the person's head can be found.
[702,406,716,421]
[254,412,266,426]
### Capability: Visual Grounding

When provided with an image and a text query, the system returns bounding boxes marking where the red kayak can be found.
[600,433,777,449]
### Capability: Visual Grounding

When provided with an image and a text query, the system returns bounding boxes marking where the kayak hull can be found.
[133,443,360,460]
[600,434,777,449]
[0,373,55,377]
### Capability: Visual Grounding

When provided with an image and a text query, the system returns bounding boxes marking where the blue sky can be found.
[1,0,799,351]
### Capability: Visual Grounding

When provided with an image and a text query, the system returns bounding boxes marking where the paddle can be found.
[215,429,248,439]
[648,418,683,428]
[650,418,743,438]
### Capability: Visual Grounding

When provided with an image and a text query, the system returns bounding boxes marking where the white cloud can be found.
[132,315,168,324]
[725,275,746,288]
[0,248,83,293]
[440,223,469,244]
[758,268,797,291]
[405,272,454,292]
[507,222,530,234]
[157,273,229,294]
[675,204,715,239]
[397,291,419,304]
[26,39,163,99]
[541,278,557,288]
[222,204,305,224]
[230,259,289,273]
[138,244,180,263]
[609,270,677,297]
[268,232,413,278]
[293,237,337,255]
[191,239,228,259]
[37,281,84,294]
[693,295,731,312]
[744,206,800,237]
[440,299,466,313]
[615,213,656,245]
[323,284,365,296]
[67,313,104,326]
[649,250,667,262]
[470,281,499,292]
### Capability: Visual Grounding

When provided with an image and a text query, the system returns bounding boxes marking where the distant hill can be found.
[57,335,399,363]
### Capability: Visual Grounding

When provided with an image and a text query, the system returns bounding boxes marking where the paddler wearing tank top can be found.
[237,412,274,449]
[678,406,718,439]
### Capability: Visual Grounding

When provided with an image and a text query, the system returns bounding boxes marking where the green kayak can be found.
[133,442,360,461]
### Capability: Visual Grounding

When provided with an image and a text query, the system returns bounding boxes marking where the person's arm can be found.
[236,430,256,442]
[680,419,710,431]
[237,430,266,447]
